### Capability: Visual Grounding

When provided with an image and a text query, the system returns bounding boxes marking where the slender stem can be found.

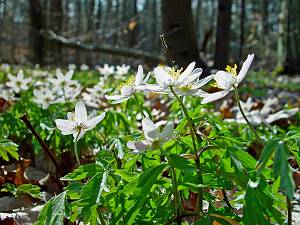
[74,131,81,166]
[170,86,203,212]
[287,196,292,225]
[233,87,263,145]
[20,115,62,176]
[170,166,182,225]
[134,93,146,118]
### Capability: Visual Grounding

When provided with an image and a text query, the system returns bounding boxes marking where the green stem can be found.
[287,196,292,225]
[74,131,81,166]
[170,166,182,225]
[233,87,263,145]
[169,86,203,212]
[134,93,146,118]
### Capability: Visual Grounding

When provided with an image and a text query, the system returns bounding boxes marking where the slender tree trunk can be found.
[46,0,63,65]
[284,0,300,73]
[238,0,245,60]
[161,0,207,73]
[128,0,138,47]
[29,0,45,65]
[213,0,232,69]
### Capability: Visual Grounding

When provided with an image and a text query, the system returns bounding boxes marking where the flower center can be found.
[118,75,135,90]
[225,64,238,76]
[169,67,183,78]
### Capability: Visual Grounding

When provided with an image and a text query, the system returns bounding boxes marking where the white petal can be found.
[73,131,86,141]
[201,89,230,104]
[17,70,24,79]
[56,68,64,79]
[121,85,134,97]
[55,119,75,134]
[65,70,74,80]
[177,62,196,84]
[142,118,159,140]
[237,54,254,83]
[154,67,173,85]
[86,112,106,131]
[67,112,74,121]
[214,71,236,89]
[127,141,149,151]
[266,108,299,124]
[105,94,123,100]
[75,102,87,123]
[160,121,174,140]
[192,74,214,89]
[134,65,143,86]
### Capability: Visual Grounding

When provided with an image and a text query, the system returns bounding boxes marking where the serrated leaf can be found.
[61,163,103,181]
[168,154,195,172]
[273,141,295,200]
[37,191,70,225]
[257,139,280,175]
[124,164,166,225]
[0,139,19,161]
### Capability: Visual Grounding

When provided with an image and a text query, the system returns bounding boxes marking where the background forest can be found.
[0,0,299,74]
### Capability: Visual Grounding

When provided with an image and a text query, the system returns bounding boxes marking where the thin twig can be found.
[20,114,62,177]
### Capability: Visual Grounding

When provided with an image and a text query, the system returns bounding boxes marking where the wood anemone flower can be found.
[201,54,254,104]
[55,102,106,141]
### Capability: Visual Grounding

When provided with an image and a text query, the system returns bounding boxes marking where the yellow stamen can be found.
[118,75,135,90]
[225,64,238,76]
[169,67,183,78]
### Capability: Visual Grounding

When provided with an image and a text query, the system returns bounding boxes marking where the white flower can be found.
[116,64,130,76]
[68,64,77,70]
[149,62,213,97]
[55,83,82,103]
[1,63,10,72]
[201,54,254,104]
[0,84,15,100]
[6,70,32,93]
[105,65,149,104]
[127,118,174,152]
[80,64,89,71]
[98,64,115,76]
[225,97,299,125]
[48,69,77,90]
[82,82,112,108]
[32,70,48,78]
[33,88,56,109]
[55,102,106,141]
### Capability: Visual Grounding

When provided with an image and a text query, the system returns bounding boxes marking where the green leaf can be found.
[168,154,195,172]
[228,147,256,170]
[61,163,103,181]
[17,184,41,199]
[124,164,166,225]
[37,191,70,225]
[257,139,280,175]
[243,179,284,225]
[273,141,295,200]
[0,139,19,161]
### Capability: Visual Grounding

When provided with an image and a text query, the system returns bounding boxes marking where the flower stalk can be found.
[233,86,263,145]
[74,131,81,166]
[170,86,203,212]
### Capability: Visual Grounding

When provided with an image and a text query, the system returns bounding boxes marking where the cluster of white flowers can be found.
[225,97,299,125]
[97,64,131,77]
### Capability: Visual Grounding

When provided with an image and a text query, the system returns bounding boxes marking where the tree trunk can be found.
[284,0,300,73]
[46,0,63,65]
[213,0,232,69]
[29,0,45,65]
[238,0,245,61]
[161,0,207,73]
